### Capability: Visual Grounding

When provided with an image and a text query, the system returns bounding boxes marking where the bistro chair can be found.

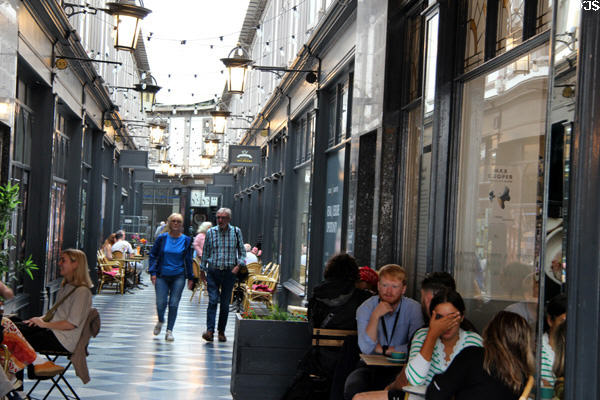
[190,257,206,303]
[96,251,124,294]
[243,272,278,310]
[246,262,262,276]
[519,376,534,400]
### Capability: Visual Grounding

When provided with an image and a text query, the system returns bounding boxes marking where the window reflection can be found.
[455,44,549,329]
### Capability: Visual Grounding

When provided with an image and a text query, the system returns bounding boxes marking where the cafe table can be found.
[359,353,406,367]
[124,255,148,287]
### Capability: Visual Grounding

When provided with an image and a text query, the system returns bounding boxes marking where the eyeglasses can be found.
[170,220,183,223]
[216,216,229,220]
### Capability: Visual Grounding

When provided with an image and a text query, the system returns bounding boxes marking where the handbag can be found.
[42,286,78,323]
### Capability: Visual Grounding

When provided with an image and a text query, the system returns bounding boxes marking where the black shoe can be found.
[6,391,25,400]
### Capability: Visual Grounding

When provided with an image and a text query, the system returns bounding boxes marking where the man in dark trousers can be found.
[200,208,245,342]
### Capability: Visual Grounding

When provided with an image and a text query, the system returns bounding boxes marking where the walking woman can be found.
[149,213,194,341]
[425,311,534,400]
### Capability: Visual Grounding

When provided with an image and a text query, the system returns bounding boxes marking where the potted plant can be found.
[0,182,38,307]
[230,306,311,400]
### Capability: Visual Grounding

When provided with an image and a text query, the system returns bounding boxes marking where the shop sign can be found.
[229,146,261,167]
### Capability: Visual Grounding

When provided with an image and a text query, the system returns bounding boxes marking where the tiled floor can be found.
[25,275,235,399]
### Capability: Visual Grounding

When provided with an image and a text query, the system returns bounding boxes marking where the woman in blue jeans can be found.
[149,213,194,341]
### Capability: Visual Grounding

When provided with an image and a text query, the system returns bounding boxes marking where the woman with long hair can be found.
[14,249,93,378]
[193,221,212,258]
[353,289,482,400]
[541,294,566,387]
[425,311,534,399]
[101,233,117,260]
[149,213,194,341]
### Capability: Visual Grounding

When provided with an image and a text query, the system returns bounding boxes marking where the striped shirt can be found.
[201,224,245,271]
[406,327,483,386]
[541,333,556,387]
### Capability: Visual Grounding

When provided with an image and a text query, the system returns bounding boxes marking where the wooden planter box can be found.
[230,314,311,400]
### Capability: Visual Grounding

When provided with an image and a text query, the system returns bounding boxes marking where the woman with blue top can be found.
[149,213,194,341]
[354,289,482,400]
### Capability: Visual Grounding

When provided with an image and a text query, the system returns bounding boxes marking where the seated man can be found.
[244,243,258,265]
[344,264,423,400]
[111,230,133,256]
[419,271,456,323]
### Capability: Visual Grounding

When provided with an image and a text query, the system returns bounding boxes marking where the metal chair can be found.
[27,309,100,400]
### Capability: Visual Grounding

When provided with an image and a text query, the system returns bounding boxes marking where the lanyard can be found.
[380,299,402,352]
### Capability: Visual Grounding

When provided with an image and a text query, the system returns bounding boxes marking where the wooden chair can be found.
[190,257,206,303]
[519,376,534,400]
[111,250,137,288]
[312,328,356,347]
[261,261,273,275]
[243,272,278,310]
[96,251,124,294]
[246,262,262,275]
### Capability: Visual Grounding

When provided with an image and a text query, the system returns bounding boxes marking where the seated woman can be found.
[354,289,482,400]
[101,233,117,261]
[541,294,566,388]
[14,249,92,379]
[425,311,534,400]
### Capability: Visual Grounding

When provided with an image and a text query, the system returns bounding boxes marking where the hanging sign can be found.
[228,145,261,167]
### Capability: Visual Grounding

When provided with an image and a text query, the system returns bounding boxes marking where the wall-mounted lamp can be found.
[62,0,151,52]
[109,72,161,111]
[221,43,319,95]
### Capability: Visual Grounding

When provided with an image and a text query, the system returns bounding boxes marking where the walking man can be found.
[201,208,245,342]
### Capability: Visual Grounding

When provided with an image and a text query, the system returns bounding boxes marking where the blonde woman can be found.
[15,249,92,378]
[193,221,213,258]
[149,213,194,341]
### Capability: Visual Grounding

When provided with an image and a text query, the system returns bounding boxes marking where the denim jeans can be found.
[206,268,237,333]
[155,274,186,331]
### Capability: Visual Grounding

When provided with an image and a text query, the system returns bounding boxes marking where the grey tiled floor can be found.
[25,274,235,399]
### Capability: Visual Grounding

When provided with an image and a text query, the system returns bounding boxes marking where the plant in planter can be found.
[0,182,38,285]
[231,305,311,400]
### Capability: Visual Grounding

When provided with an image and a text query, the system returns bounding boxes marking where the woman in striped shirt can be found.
[541,294,566,388]
[353,289,482,400]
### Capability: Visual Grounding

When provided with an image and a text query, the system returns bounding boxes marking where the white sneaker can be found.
[153,322,163,336]
[165,330,174,341]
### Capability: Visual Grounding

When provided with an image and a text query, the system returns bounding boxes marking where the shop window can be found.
[536,0,553,33]
[46,111,71,283]
[496,0,525,55]
[295,111,315,165]
[407,15,422,103]
[401,107,422,287]
[464,0,487,72]
[327,78,353,147]
[292,165,311,286]
[454,44,549,329]
[46,181,66,283]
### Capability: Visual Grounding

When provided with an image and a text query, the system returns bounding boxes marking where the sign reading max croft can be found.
[228,145,261,167]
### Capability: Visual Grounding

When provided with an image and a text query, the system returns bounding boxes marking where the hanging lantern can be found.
[221,44,252,94]
[210,110,230,134]
[149,120,166,145]
[106,1,151,52]
[134,73,161,112]
[199,155,212,168]
[160,162,170,174]
[204,135,220,158]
